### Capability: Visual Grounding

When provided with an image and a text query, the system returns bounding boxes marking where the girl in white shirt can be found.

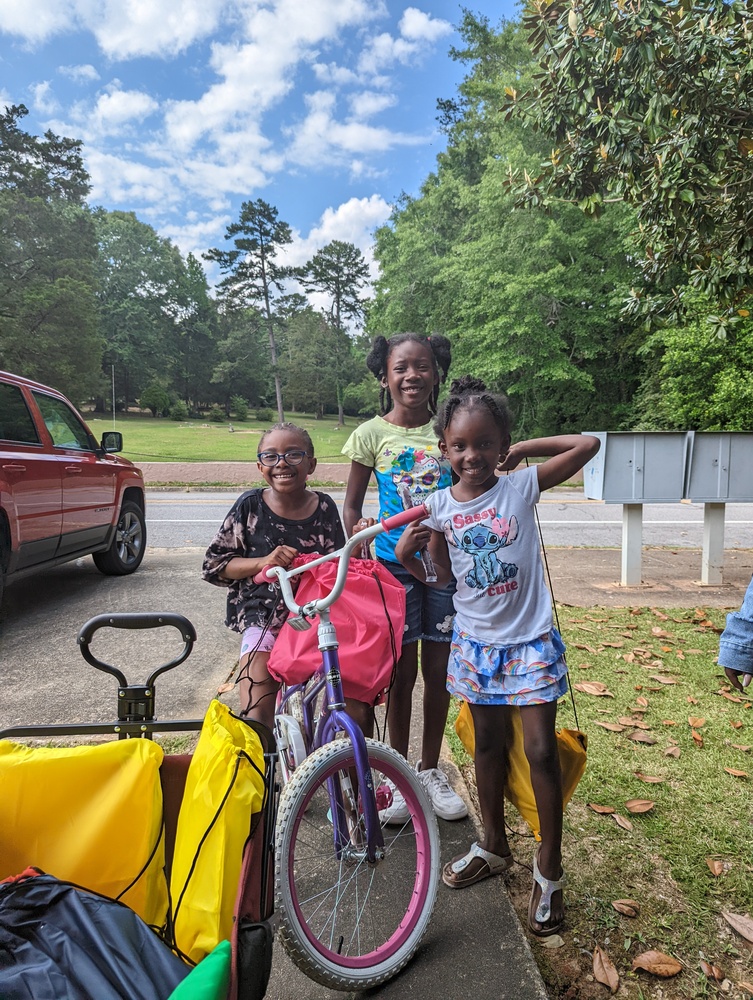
[395,375,599,938]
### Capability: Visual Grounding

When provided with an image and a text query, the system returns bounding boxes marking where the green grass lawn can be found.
[449,605,753,999]
[88,412,364,464]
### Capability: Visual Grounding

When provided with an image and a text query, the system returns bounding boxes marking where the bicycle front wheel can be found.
[275,738,440,990]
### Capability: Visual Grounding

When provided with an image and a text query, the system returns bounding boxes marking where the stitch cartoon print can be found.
[444,512,519,592]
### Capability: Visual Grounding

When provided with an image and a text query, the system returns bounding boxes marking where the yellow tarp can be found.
[170,701,265,964]
[0,738,167,926]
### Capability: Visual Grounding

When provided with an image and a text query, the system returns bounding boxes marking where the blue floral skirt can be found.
[448,626,568,706]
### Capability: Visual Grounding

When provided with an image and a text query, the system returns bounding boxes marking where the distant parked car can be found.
[0,371,146,604]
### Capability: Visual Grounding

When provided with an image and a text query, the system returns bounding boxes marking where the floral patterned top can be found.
[202,489,345,634]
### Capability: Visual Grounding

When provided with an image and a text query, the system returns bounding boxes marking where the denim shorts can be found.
[379,560,456,644]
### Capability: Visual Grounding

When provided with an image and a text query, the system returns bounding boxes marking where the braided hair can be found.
[434,375,512,441]
[366,332,452,415]
[258,422,315,457]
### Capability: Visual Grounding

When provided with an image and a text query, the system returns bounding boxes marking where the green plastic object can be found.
[167,939,232,1000]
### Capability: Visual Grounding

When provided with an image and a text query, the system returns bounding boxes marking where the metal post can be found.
[701,502,725,585]
[621,503,643,586]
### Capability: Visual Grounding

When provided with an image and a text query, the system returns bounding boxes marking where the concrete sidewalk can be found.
[262,678,549,1000]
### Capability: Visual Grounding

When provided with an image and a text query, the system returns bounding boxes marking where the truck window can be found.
[34,393,93,451]
[0,384,41,444]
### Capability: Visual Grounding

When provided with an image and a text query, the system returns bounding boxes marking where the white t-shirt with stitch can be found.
[426,466,552,645]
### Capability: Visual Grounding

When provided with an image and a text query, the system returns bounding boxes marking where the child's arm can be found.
[394,522,452,587]
[499,434,600,493]
[343,460,373,537]
[220,545,298,581]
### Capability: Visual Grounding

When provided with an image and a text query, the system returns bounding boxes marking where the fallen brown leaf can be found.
[651,627,673,638]
[588,803,616,814]
[612,899,640,917]
[593,945,619,993]
[687,696,699,704]
[706,858,724,877]
[628,731,657,745]
[676,649,685,660]
[595,721,625,732]
[665,746,681,758]
[688,716,706,728]
[731,720,744,729]
[611,813,633,831]
[635,771,664,783]
[722,691,743,703]
[216,682,234,694]
[619,716,650,729]
[625,799,655,814]
[574,681,614,697]
[601,641,624,648]
[739,981,753,994]
[724,767,748,778]
[631,950,682,977]
[692,729,704,747]
[662,719,676,726]
[636,696,649,707]
[731,744,751,752]
[699,960,724,981]
[650,675,677,685]
[723,911,753,943]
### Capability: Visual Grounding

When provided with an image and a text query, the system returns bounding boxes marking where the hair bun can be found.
[449,375,487,396]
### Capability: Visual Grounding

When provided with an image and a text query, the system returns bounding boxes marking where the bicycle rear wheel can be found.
[275,738,440,990]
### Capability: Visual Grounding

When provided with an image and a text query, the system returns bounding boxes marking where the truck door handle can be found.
[64,466,83,474]
[2,464,26,473]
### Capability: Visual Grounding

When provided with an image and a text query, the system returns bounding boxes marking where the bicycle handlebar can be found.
[252,500,432,617]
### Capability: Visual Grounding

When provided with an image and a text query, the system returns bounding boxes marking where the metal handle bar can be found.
[253,500,432,618]
[77,613,197,688]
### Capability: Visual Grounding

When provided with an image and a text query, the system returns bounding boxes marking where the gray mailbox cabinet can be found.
[582,432,687,503]
[684,432,753,501]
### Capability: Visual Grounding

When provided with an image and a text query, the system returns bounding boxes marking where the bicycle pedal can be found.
[287,614,312,631]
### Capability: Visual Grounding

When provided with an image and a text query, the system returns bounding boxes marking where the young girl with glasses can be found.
[202,422,346,729]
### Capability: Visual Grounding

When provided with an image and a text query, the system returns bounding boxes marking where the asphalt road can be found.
[146,489,753,550]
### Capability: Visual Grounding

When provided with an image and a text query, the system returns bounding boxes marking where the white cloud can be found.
[29,80,58,115]
[91,87,159,134]
[312,62,360,87]
[163,0,380,151]
[358,7,451,75]
[399,7,452,43]
[58,64,100,83]
[86,149,179,209]
[0,0,228,58]
[285,90,425,169]
[348,90,396,119]
[285,194,391,268]
[0,0,77,45]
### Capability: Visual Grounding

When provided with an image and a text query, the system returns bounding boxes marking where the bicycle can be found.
[253,502,441,991]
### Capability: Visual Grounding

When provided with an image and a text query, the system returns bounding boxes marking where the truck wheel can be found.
[93,501,146,575]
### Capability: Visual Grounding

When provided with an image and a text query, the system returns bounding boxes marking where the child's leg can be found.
[345,698,375,738]
[419,640,451,770]
[519,701,564,931]
[385,641,419,758]
[469,703,513,859]
[237,650,279,731]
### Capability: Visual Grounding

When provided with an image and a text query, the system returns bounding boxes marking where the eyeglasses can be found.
[257,449,308,467]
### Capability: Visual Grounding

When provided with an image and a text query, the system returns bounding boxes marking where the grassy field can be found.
[88,412,364,464]
[449,605,753,1000]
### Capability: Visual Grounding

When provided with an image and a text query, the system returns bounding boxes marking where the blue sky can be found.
[1,0,522,278]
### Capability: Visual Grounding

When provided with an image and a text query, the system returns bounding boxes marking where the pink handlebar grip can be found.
[380,502,430,533]
[252,565,278,584]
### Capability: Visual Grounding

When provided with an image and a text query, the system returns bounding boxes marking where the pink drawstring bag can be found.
[267,555,406,705]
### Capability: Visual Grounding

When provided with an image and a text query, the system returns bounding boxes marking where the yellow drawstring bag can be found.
[0,738,167,926]
[455,700,587,841]
[169,700,266,964]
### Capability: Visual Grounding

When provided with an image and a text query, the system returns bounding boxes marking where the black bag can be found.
[0,871,190,1000]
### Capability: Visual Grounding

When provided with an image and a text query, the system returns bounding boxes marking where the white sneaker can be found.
[416,763,468,821]
[377,779,410,824]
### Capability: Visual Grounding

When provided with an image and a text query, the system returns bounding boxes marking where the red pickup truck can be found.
[0,371,147,605]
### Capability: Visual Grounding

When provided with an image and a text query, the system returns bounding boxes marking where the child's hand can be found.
[497,443,522,473]
[352,517,376,535]
[266,544,298,569]
[394,521,432,564]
